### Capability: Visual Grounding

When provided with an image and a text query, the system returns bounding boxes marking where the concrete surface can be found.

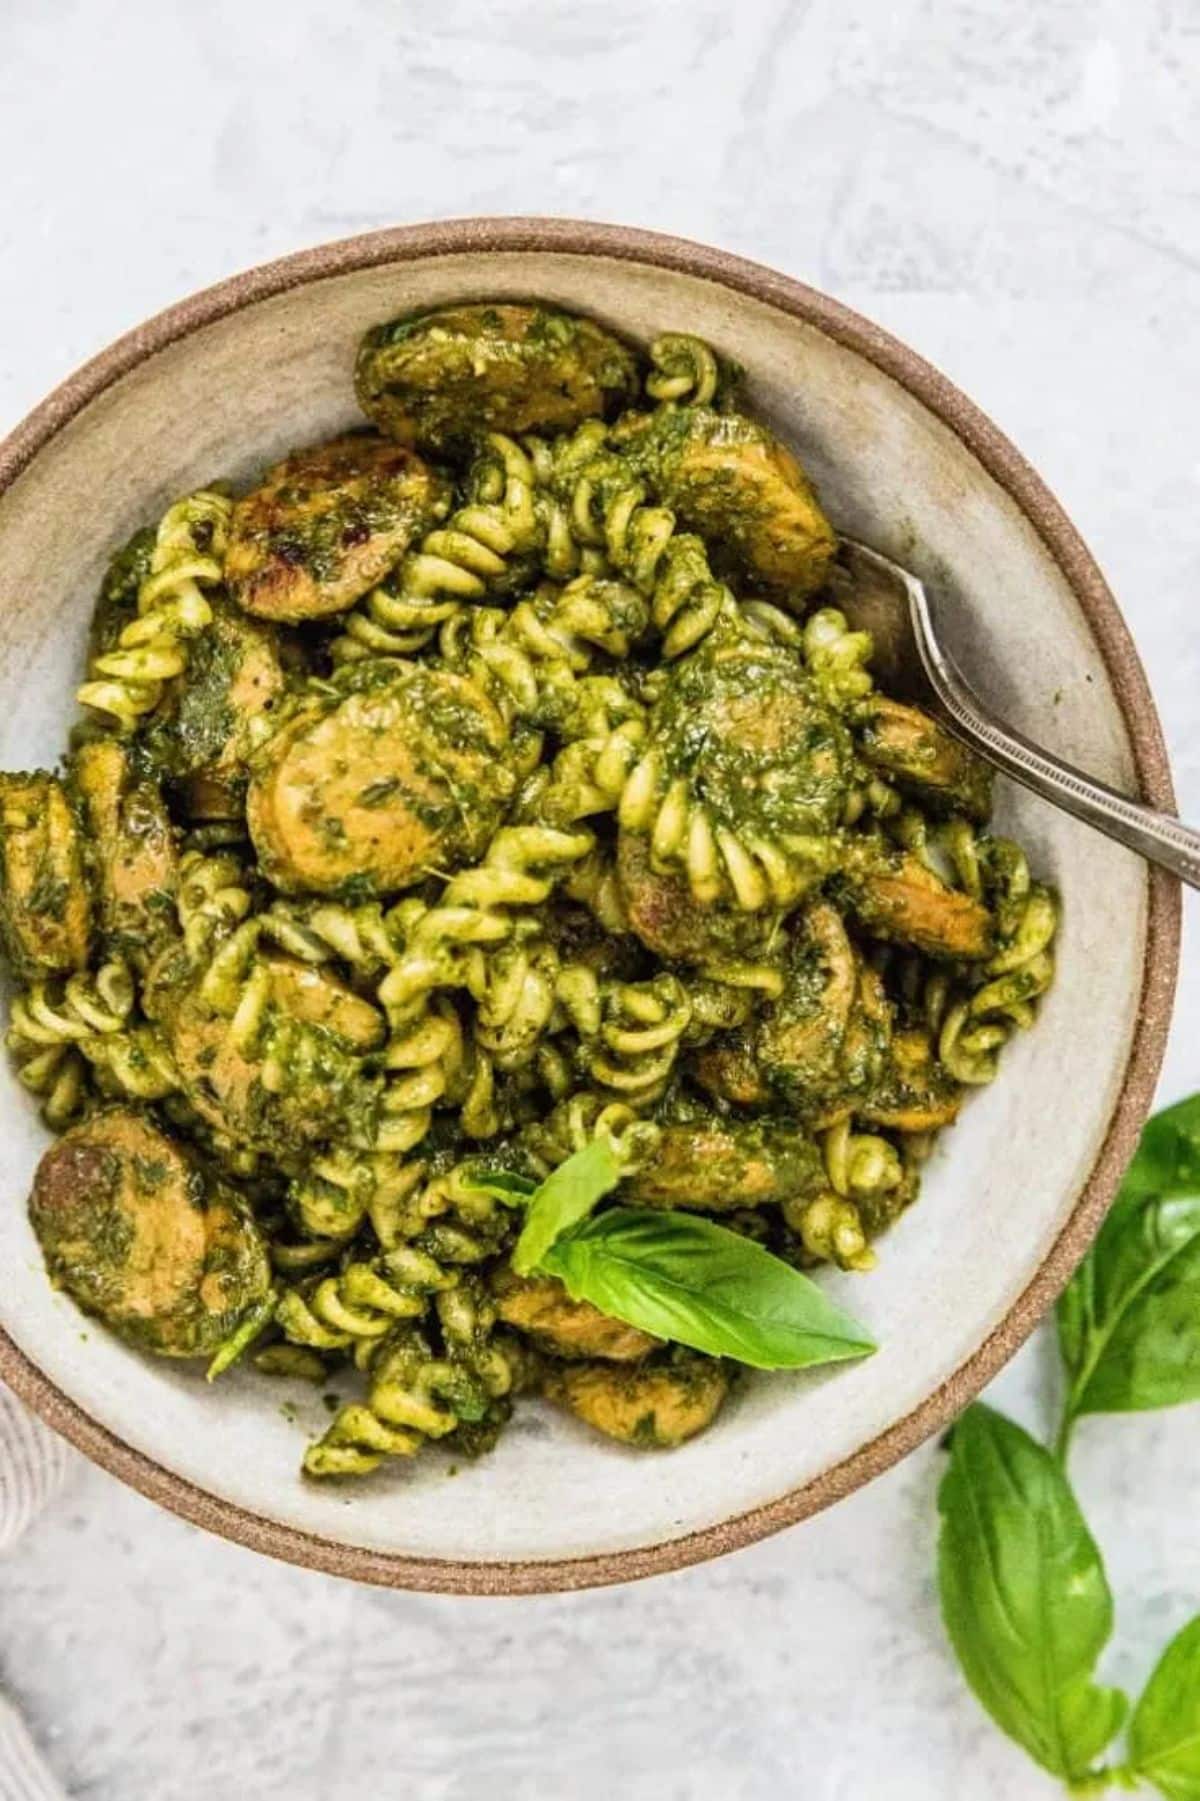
[1,1,1198,1796]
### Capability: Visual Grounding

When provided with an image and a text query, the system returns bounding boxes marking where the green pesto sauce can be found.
[256,660,513,894]
[26,866,70,923]
[355,304,640,451]
[29,1124,264,1357]
[652,641,851,838]
[87,527,155,660]
[141,602,280,787]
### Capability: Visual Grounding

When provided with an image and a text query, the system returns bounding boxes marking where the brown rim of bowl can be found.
[0,218,1180,1595]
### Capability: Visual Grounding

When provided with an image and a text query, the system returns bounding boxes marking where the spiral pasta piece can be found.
[377,823,596,1030]
[365,1151,520,1263]
[521,1089,663,1177]
[802,607,876,708]
[276,1244,455,1351]
[437,577,649,761]
[467,891,680,1095]
[377,1000,469,1152]
[532,709,649,835]
[303,1285,518,1477]
[8,958,135,1046]
[644,332,721,407]
[286,1149,379,1242]
[782,1188,875,1274]
[282,995,468,1245]
[77,490,232,728]
[546,425,741,659]
[470,935,561,1072]
[176,850,254,961]
[469,924,699,1096]
[10,1042,89,1128]
[929,828,1059,1086]
[741,598,805,650]
[332,435,541,662]
[562,842,631,934]
[303,1402,425,1474]
[82,1023,181,1103]
[6,957,166,1124]
[257,897,402,983]
[821,1117,903,1207]
[681,975,759,1042]
[412,1156,528,1232]
[523,436,612,585]
[578,973,692,1109]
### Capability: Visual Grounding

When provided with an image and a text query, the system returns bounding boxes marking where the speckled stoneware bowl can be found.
[0,220,1179,1593]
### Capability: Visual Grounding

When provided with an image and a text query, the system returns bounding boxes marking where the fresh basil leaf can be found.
[1057,1192,1200,1425]
[1119,1095,1200,1204]
[937,1404,1126,1783]
[511,1137,624,1276]
[461,1169,538,1206]
[538,1206,875,1368]
[1130,1615,1200,1799]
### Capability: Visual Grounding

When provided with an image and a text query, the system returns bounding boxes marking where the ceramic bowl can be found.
[0,220,1178,1592]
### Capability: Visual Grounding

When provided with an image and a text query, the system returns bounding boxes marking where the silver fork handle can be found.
[909,585,1200,890]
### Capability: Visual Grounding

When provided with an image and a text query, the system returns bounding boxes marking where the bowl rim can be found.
[0,215,1179,1595]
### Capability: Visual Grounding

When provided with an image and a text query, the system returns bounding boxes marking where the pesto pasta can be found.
[1,300,1058,1483]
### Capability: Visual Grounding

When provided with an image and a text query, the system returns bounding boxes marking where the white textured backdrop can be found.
[1,2,1199,1796]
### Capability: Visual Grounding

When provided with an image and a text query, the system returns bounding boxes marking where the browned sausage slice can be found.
[356,304,641,453]
[226,433,450,622]
[29,1108,270,1357]
[544,1352,729,1447]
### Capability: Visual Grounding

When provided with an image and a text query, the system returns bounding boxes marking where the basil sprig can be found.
[1112,1094,1200,1203]
[469,1139,874,1372]
[1056,1093,1200,1453]
[937,1096,1200,1796]
[1129,1617,1200,1800]
[540,1206,876,1369]
[937,1404,1126,1785]
[1057,1191,1200,1442]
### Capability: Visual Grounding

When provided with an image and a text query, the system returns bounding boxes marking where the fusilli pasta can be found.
[3,298,1059,1486]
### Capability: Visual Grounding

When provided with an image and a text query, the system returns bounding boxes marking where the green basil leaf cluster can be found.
[540,1207,876,1369]
[1058,1192,1200,1427]
[1115,1094,1200,1204]
[469,1139,875,1372]
[1129,1617,1200,1799]
[937,1404,1127,1784]
[938,1096,1200,1797]
[1057,1093,1200,1441]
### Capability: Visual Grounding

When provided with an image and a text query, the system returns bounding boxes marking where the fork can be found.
[834,537,1200,890]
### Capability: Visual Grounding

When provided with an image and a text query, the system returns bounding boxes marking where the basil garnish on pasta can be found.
[509,1137,624,1275]
[539,1208,875,1370]
[465,1145,876,1371]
